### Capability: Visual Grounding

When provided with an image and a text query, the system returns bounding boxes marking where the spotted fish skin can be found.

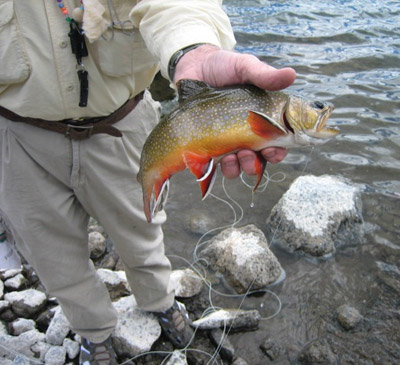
[138,80,338,222]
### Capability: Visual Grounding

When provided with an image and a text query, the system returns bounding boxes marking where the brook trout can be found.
[138,79,339,223]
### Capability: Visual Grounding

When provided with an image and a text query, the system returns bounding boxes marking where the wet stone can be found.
[336,304,363,330]
[170,268,204,298]
[298,339,337,364]
[267,174,363,257]
[260,337,282,361]
[209,328,235,362]
[192,308,261,331]
[200,224,283,294]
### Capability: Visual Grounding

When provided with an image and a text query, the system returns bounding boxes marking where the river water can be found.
[159,1,400,363]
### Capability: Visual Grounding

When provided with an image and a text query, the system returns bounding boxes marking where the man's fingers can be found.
[260,147,288,164]
[220,154,240,179]
[220,148,288,179]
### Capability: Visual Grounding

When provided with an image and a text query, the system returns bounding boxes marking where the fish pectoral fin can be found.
[183,151,213,180]
[253,151,267,192]
[182,151,217,199]
[150,178,170,220]
[248,110,287,137]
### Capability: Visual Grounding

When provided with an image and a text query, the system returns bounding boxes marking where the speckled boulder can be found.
[267,175,363,257]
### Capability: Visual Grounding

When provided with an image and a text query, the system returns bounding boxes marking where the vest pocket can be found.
[0,1,31,86]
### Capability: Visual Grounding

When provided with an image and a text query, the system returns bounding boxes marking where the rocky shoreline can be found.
[1,174,371,364]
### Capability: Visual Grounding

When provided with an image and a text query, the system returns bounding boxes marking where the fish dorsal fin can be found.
[176,79,212,102]
[248,110,288,138]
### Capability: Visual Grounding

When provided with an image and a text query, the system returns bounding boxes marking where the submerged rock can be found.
[267,175,363,257]
[298,339,337,364]
[336,304,363,330]
[192,308,261,331]
[201,224,283,293]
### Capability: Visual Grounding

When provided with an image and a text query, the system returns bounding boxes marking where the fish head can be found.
[284,96,339,142]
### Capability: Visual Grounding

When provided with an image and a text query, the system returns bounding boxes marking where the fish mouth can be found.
[312,105,340,138]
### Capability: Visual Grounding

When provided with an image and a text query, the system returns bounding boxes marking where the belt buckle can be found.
[65,124,94,140]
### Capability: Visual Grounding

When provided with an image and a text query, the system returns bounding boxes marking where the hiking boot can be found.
[152,300,194,348]
[79,336,117,365]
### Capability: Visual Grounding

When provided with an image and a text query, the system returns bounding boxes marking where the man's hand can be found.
[174,45,296,179]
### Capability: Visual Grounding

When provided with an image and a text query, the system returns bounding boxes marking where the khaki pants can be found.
[0,91,175,343]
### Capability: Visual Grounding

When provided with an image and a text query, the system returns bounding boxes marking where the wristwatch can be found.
[168,43,207,81]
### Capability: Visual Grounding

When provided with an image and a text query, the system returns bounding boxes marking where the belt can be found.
[0,92,144,140]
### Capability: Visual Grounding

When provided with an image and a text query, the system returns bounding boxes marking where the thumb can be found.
[234,53,297,91]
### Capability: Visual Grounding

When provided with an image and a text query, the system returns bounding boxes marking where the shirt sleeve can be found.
[130,0,236,79]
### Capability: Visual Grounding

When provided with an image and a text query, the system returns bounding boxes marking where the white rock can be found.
[267,175,363,256]
[9,318,36,335]
[44,346,67,365]
[63,338,80,360]
[31,341,52,362]
[0,268,22,281]
[112,295,161,357]
[97,268,131,299]
[4,289,47,318]
[46,306,71,345]
[0,300,10,313]
[170,269,204,298]
[4,273,27,291]
[165,350,188,364]
[0,279,3,299]
[88,231,107,259]
[201,225,283,294]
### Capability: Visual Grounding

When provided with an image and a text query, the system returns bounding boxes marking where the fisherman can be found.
[0,1,295,363]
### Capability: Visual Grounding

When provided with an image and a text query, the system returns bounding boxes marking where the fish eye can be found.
[313,101,325,109]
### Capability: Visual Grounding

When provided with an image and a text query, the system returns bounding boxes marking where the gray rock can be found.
[165,350,188,364]
[46,306,71,346]
[0,279,3,299]
[170,269,204,298]
[4,274,27,291]
[232,357,248,365]
[201,225,284,294]
[260,338,282,361]
[0,300,10,314]
[112,295,161,357]
[336,304,363,330]
[4,289,47,318]
[10,355,31,365]
[97,268,131,300]
[267,175,363,257]
[0,329,45,360]
[209,329,235,362]
[298,339,337,364]
[31,341,52,362]
[88,231,107,259]
[63,338,80,360]
[44,346,67,365]
[9,318,36,335]
[0,320,7,335]
[192,309,261,331]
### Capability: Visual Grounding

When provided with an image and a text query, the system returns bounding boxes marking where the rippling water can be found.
[162,1,400,363]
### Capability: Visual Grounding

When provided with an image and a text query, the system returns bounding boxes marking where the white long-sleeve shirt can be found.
[0,0,236,120]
